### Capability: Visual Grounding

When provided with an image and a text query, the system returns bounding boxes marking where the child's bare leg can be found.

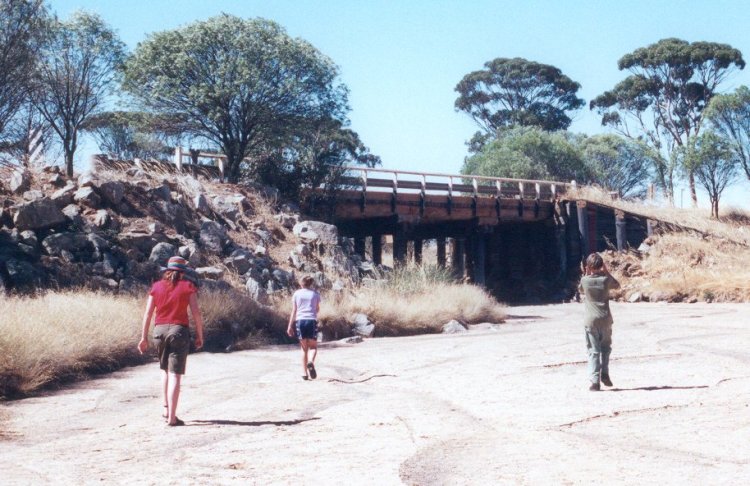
[309,340,318,363]
[301,342,309,377]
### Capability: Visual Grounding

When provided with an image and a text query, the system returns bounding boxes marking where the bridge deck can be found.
[331,190,555,225]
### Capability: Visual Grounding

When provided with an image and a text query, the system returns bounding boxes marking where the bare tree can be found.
[30,11,125,177]
[0,0,46,151]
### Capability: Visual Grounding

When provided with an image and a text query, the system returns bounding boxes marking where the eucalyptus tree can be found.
[590,38,745,204]
[461,126,592,183]
[30,11,126,177]
[578,134,656,199]
[124,15,349,184]
[704,85,750,182]
[455,57,585,135]
[680,131,738,218]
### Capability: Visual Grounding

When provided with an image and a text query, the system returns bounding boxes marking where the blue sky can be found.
[48,0,750,208]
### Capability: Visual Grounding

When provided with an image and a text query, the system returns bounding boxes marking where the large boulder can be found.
[98,181,125,205]
[245,277,268,303]
[196,266,224,280]
[442,319,468,334]
[293,221,338,245]
[74,186,101,208]
[351,313,375,337]
[13,198,67,231]
[149,242,177,266]
[9,169,31,194]
[212,194,247,220]
[50,184,77,207]
[42,232,92,257]
[199,221,228,254]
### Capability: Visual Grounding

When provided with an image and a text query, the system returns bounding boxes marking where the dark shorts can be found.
[296,319,318,340]
[153,324,190,375]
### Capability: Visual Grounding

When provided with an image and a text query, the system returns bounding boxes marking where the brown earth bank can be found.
[1,302,749,485]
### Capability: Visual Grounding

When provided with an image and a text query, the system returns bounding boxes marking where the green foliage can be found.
[0,0,47,155]
[123,15,350,184]
[704,86,750,181]
[249,117,380,198]
[578,134,656,198]
[678,131,738,218]
[30,10,126,177]
[455,57,584,133]
[462,126,592,182]
[83,111,175,160]
[590,38,745,202]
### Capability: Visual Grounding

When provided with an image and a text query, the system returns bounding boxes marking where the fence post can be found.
[174,146,183,172]
[217,157,225,182]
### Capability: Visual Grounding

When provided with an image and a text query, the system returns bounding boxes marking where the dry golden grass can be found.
[0,289,289,399]
[606,233,750,303]
[0,291,145,398]
[319,283,506,337]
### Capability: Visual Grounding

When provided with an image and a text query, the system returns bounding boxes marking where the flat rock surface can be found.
[2,303,749,485]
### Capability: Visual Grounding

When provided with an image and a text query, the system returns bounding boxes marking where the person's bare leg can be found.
[301,342,309,378]
[309,340,318,363]
[167,372,182,424]
[161,370,169,418]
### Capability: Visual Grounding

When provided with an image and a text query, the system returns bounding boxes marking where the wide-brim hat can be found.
[166,256,190,272]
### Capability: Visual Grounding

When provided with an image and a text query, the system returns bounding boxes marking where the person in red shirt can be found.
[138,256,204,426]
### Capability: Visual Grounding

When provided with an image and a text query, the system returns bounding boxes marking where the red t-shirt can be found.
[149,279,197,326]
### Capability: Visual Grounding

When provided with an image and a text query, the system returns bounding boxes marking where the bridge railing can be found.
[339,166,570,200]
[168,148,571,199]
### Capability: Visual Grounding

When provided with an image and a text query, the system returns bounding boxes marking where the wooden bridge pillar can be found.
[371,235,382,266]
[393,231,408,267]
[413,239,423,265]
[354,237,366,258]
[473,233,487,286]
[451,238,465,279]
[436,238,446,268]
[576,201,589,258]
[615,211,626,252]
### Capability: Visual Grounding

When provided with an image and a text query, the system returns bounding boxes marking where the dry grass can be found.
[318,265,506,338]
[0,289,288,399]
[0,291,145,399]
[605,233,750,303]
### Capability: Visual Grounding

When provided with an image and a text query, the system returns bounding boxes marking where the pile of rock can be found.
[0,163,379,301]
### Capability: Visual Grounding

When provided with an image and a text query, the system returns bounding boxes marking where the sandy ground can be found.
[1,302,749,485]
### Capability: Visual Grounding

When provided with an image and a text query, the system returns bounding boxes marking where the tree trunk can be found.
[712,198,719,219]
[64,147,74,178]
[688,172,698,207]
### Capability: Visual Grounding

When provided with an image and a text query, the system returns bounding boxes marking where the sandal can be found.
[167,418,185,426]
[307,362,317,380]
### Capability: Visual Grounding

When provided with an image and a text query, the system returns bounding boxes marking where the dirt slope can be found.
[1,302,749,485]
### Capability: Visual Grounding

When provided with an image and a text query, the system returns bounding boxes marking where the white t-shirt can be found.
[293,288,321,320]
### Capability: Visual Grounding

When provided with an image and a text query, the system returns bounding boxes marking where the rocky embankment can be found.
[0,162,375,297]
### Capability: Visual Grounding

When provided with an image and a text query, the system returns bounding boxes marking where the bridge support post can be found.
[413,239,423,265]
[393,231,408,267]
[371,235,382,266]
[436,238,446,268]
[615,211,626,252]
[354,237,366,259]
[576,201,589,258]
[451,238,465,279]
[473,233,486,286]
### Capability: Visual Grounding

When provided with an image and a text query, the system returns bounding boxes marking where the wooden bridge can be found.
[308,167,654,300]
[97,151,655,302]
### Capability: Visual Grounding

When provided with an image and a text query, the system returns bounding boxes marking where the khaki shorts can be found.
[153,324,190,375]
